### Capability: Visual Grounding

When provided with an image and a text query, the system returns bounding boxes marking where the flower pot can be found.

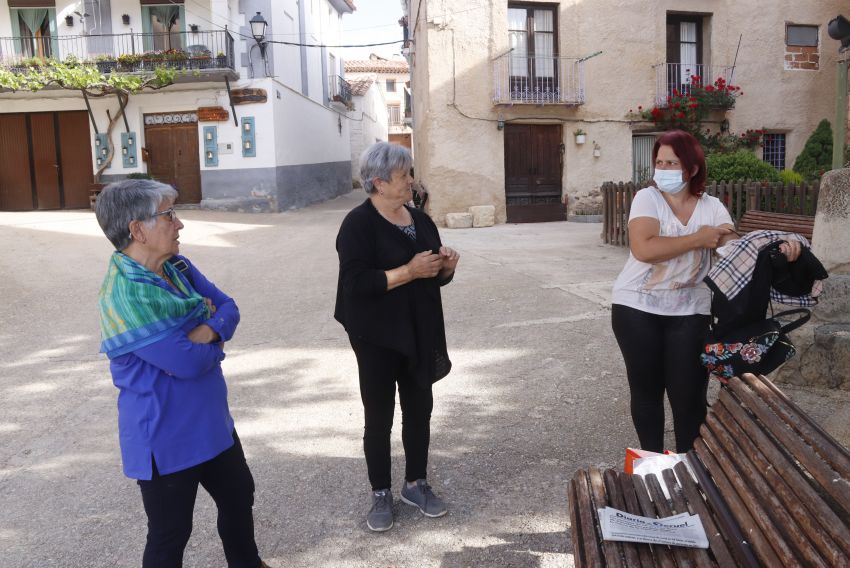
[575,134,586,144]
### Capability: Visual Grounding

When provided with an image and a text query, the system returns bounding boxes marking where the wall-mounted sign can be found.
[231,88,268,105]
[197,106,231,122]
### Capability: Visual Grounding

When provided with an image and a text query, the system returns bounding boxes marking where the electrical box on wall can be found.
[121,132,137,168]
[94,133,110,168]
[204,126,218,167]
[241,116,256,158]
[218,142,233,154]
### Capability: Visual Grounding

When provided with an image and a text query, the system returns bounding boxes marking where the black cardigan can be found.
[334,199,452,387]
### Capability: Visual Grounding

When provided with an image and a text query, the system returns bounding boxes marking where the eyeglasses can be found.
[152,207,177,222]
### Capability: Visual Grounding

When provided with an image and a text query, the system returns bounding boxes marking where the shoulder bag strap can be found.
[772,308,811,334]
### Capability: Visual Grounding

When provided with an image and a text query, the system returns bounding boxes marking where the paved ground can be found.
[1,190,849,568]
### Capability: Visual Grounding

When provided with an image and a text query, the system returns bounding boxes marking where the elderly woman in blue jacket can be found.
[95,180,267,568]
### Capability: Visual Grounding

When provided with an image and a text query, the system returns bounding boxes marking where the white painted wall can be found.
[350,81,389,177]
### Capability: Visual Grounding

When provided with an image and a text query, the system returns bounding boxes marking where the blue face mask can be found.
[653,169,687,194]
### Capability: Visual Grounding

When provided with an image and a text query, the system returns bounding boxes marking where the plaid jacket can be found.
[706,230,822,307]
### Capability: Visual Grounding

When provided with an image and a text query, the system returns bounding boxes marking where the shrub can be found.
[706,150,780,183]
[778,169,804,185]
[793,119,832,180]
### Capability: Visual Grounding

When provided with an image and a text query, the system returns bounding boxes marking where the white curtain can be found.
[680,22,697,84]
[533,9,554,78]
[508,8,527,77]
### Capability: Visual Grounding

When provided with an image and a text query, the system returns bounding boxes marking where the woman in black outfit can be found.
[334,142,459,532]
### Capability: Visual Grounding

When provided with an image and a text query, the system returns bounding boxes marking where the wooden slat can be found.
[716,389,850,558]
[632,476,677,568]
[694,437,783,567]
[671,462,737,568]
[616,472,658,568]
[742,374,850,474]
[572,470,603,568]
[644,474,695,568]
[603,470,644,568]
[699,426,799,566]
[705,412,828,567]
[714,396,849,565]
[686,451,761,568]
[569,478,588,568]
[590,467,625,567]
[729,376,850,517]
[660,469,715,568]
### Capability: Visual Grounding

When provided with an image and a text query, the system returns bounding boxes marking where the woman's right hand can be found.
[406,250,443,279]
[695,226,733,249]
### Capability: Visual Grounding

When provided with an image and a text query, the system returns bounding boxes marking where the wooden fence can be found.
[602,180,820,246]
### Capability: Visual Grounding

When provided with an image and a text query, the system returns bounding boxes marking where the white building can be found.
[0,0,357,212]
[345,54,412,149]
[347,76,388,179]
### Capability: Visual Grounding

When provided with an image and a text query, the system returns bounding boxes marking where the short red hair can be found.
[652,130,707,196]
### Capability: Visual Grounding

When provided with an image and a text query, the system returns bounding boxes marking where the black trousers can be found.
[611,304,710,453]
[349,335,434,490]
[137,431,261,568]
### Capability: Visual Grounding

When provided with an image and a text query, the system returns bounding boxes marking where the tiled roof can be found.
[345,59,409,73]
[349,77,375,96]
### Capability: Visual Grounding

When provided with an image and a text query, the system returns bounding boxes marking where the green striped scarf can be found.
[98,252,210,358]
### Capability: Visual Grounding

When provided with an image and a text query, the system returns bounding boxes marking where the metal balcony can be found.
[654,62,736,107]
[0,30,236,79]
[493,53,585,105]
[329,74,353,109]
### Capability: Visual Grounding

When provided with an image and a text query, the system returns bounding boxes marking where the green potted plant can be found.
[215,51,227,67]
[574,128,587,144]
[117,53,142,71]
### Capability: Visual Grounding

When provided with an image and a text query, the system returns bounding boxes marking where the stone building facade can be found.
[401,0,844,225]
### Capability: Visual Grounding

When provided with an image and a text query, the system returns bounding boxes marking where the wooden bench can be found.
[737,211,815,241]
[568,372,850,567]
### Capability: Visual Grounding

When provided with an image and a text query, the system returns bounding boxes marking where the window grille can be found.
[763,133,786,170]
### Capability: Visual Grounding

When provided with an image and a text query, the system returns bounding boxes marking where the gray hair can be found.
[359,142,413,194]
[95,179,178,250]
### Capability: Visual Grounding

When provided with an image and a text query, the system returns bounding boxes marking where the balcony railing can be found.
[0,30,235,73]
[493,53,585,105]
[388,105,402,125]
[329,74,353,108]
[654,62,736,107]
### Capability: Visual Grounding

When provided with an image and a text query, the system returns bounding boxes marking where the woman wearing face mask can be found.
[610,130,735,453]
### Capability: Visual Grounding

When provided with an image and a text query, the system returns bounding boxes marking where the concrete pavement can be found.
[1,190,848,567]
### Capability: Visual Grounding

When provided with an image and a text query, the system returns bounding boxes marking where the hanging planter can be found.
[574,129,586,144]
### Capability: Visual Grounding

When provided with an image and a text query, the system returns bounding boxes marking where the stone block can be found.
[812,168,850,273]
[445,212,473,229]
[468,205,495,227]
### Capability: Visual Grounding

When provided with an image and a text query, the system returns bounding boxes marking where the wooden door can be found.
[144,123,201,204]
[504,124,565,223]
[29,113,61,210]
[0,114,34,211]
[58,111,95,209]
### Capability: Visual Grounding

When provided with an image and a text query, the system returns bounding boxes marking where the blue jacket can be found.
[108,256,239,480]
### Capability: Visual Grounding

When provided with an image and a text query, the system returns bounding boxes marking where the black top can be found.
[334,199,452,387]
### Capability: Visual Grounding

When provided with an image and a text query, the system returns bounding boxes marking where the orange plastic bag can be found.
[624,448,673,474]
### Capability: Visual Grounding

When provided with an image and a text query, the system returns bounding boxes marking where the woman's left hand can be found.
[779,240,802,262]
[439,246,460,275]
[187,324,220,344]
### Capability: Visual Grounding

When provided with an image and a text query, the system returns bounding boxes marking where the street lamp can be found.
[250,11,268,57]
[828,15,850,168]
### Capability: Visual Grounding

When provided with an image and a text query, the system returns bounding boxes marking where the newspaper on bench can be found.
[598,507,709,549]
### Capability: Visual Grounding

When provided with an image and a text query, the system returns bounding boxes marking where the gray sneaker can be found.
[366,489,393,532]
[400,479,447,518]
